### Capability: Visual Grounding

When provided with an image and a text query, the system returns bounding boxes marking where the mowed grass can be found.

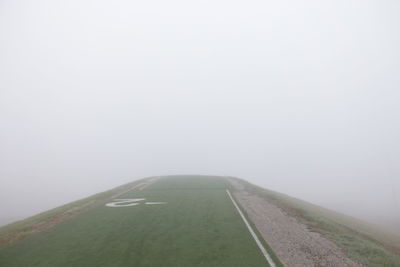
[0,179,145,249]
[0,175,276,267]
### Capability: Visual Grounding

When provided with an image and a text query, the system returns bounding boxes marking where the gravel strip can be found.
[231,186,365,267]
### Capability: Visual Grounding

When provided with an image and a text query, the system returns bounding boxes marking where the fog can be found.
[1,0,399,231]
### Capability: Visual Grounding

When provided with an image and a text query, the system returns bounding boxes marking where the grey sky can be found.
[1,0,400,230]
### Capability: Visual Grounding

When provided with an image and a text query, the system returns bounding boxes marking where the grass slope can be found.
[0,178,145,249]
[231,177,400,267]
[0,175,282,267]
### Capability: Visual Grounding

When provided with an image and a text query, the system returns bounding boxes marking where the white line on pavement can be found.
[111,183,146,198]
[226,189,276,267]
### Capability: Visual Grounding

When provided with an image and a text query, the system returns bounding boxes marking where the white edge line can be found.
[111,177,160,198]
[111,183,146,198]
[226,189,277,267]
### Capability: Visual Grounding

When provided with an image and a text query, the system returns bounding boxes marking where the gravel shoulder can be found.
[229,180,364,267]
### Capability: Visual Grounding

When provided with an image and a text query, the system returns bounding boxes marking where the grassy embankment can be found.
[0,179,145,249]
[231,177,400,267]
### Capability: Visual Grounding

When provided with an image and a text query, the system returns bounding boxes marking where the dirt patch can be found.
[230,181,365,267]
[0,179,157,249]
[0,200,95,248]
[28,200,95,233]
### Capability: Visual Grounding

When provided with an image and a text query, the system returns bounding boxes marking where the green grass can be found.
[230,177,400,267]
[0,179,145,249]
[0,175,282,267]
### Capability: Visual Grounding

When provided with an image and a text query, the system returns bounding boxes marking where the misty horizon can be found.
[1,0,399,233]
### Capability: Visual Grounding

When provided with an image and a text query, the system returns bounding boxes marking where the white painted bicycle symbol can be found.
[105,198,167,207]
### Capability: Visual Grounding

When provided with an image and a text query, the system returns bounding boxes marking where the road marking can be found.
[145,202,166,205]
[139,177,159,191]
[106,198,167,207]
[111,183,147,198]
[106,198,145,207]
[111,177,160,198]
[226,189,277,267]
